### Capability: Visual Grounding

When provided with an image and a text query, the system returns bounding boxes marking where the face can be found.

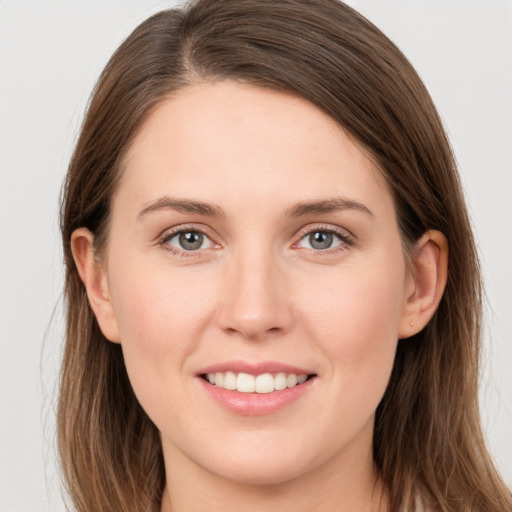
[99,81,413,485]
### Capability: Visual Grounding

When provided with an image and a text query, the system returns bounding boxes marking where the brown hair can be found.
[59,1,512,511]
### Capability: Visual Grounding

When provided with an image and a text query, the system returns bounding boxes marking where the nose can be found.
[217,248,294,340]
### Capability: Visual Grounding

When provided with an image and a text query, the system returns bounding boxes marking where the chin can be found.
[192,436,324,486]
[208,457,312,487]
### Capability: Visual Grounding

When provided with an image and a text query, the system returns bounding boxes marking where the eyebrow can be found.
[137,196,373,220]
[286,198,374,218]
[138,197,226,219]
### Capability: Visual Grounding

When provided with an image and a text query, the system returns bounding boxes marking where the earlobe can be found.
[398,230,448,339]
[71,228,121,343]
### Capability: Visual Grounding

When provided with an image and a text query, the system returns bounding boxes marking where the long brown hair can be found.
[59,1,512,510]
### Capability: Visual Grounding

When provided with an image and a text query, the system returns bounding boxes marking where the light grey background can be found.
[0,1,511,511]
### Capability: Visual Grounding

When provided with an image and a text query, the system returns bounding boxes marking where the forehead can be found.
[118,80,393,219]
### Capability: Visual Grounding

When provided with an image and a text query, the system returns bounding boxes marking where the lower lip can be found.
[198,377,316,416]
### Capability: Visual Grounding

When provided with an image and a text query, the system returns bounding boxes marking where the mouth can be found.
[200,371,317,394]
[197,362,318,415]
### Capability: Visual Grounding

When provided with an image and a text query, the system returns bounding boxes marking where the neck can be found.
[161,473,387,512]
[159,425,388,512]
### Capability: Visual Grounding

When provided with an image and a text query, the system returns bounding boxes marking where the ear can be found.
[398,230,448,339]
[71,228,121,343]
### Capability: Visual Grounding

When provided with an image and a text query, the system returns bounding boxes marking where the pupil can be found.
[179,231,203,250]
[310,231,332,250]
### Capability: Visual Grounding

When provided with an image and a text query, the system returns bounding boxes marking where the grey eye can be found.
[162,228,217,254]
[308,231,334,250]
[296,230,345,251]
[178,231,204,250]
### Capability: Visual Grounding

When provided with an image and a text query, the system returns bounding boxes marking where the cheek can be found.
[305,263,404,339]
[107,261,218,408]
[299,256,405,396]
[110,256,216,343]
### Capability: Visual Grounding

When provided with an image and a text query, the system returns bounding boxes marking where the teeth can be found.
[286,374,298,388]
[255,373,274,393]
[205,371,310,393]
[224,371,237,390]
[237,373,255,393]
[275,372,287,390]
[214,372,224,387]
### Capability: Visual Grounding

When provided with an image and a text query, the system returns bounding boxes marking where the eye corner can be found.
[292,225,355,253]
[157,225,222,258]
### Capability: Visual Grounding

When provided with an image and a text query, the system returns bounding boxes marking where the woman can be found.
[58,0,512,511]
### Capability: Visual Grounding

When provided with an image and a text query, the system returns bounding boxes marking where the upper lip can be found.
[197,360,316,376]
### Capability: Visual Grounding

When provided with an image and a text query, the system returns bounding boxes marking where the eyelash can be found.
[158,225,219,259]
[293,225,355,255]
[158,224,355,258]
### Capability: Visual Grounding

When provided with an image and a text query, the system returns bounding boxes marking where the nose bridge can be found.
[218,242,293,339]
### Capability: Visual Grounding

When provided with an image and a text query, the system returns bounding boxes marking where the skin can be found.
[72,81,448,512]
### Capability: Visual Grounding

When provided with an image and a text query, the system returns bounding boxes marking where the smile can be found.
[203,372,311,393]
[197,362,317,415]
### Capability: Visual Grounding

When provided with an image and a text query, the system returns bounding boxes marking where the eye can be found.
[296,229,348,251]
[162,229,216,252]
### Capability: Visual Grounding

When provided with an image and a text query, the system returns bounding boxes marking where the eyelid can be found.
[292,223,356,250]
[155,222,355,258]
[157,224,222,256]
